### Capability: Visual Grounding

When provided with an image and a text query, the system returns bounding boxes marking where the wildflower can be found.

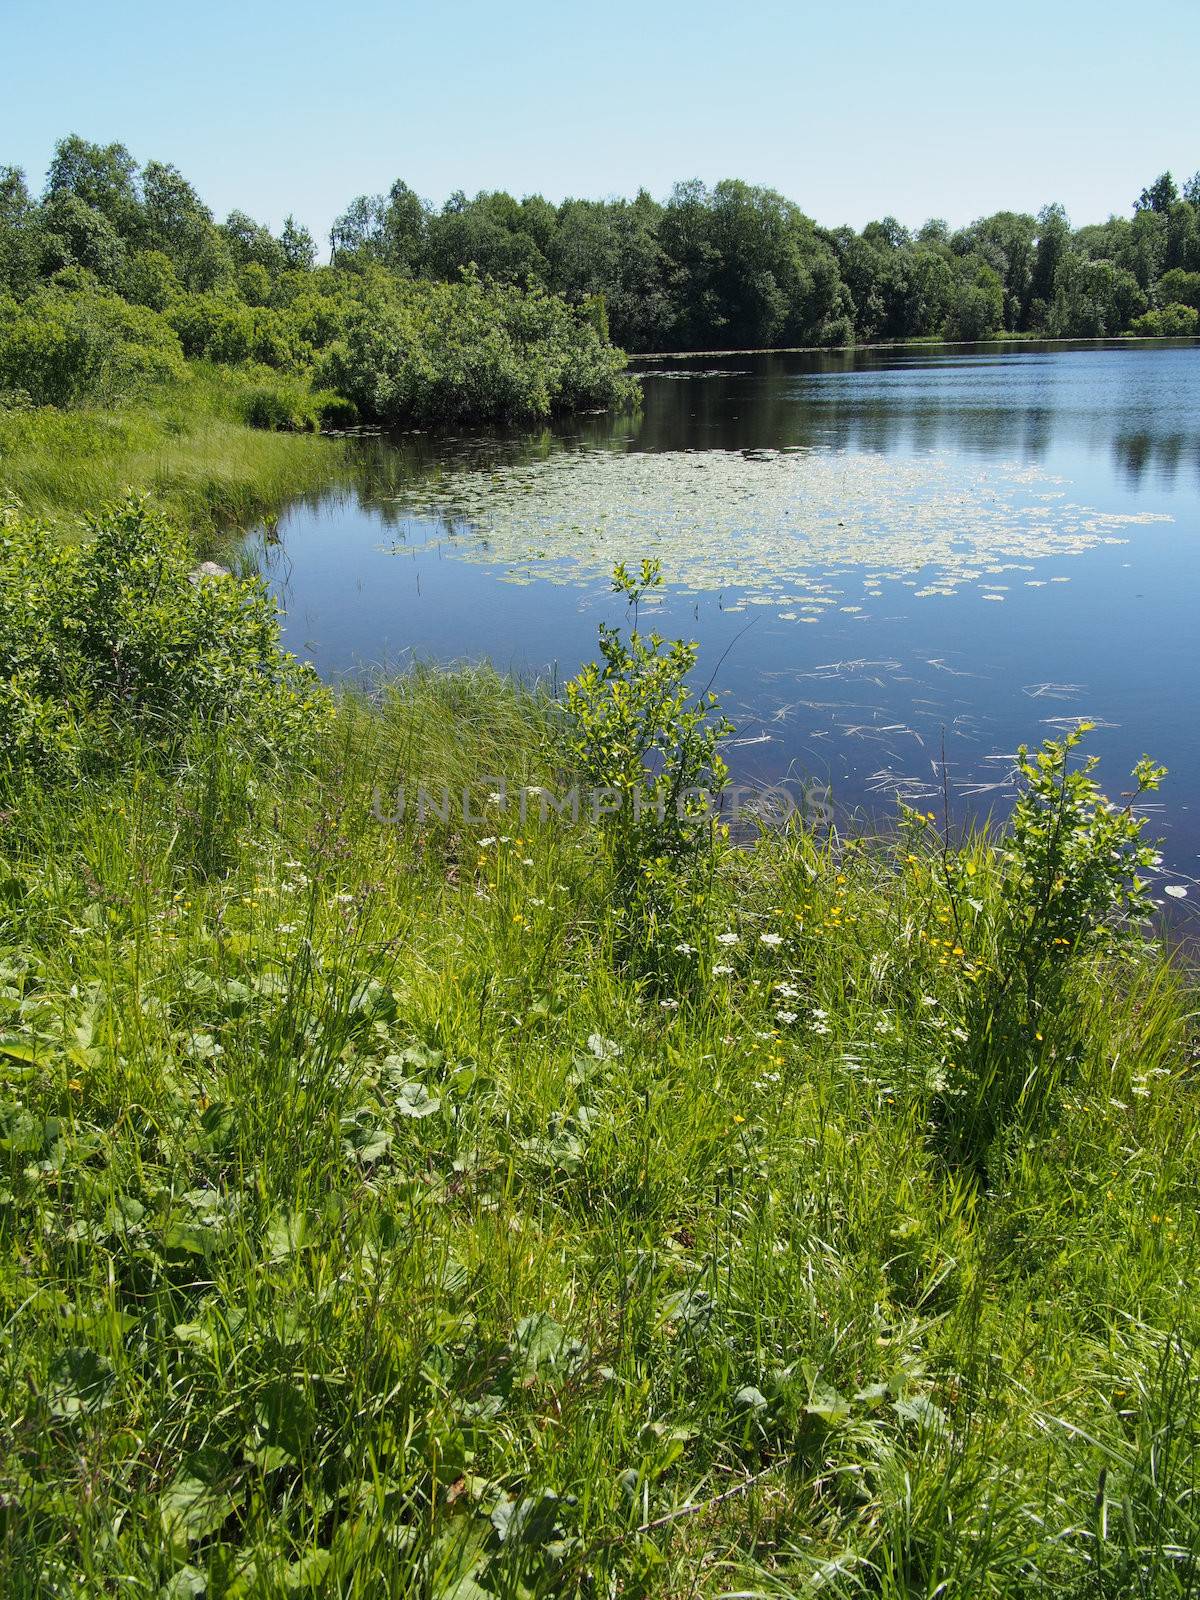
[478,836,497,848]
[276,923,298,934]
[674,942,697,955]
[660,998,679,1010]
[759,932,783,947]
[511,913,525,925]
[732,1114,745,1124]
[775,981,800,998]
[716,932,740,946]
[712,964,734,976]
[776,1009,798,1024]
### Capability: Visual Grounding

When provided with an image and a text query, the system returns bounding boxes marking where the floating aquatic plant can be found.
[379,446,1169,620]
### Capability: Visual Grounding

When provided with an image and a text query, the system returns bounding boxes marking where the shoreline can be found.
[627,333,1200,361]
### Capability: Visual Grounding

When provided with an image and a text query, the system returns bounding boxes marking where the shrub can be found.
[0,496,329,782]
[318,272,637,424]
[0,286,185,406]
[1129,302,1199,337]
[565,560,731,969]
[122,247,181,311]
[931,724,1166,1167]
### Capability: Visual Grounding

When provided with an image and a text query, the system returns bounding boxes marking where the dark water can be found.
[258,340,1200,900]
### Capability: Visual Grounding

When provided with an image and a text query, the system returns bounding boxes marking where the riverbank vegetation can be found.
[0,141,637,539]
[1,500,1197,1597]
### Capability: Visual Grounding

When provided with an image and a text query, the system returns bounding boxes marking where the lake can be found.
[256,340,1200,896]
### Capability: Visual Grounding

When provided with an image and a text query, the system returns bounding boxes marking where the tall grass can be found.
[0,365,348,544]
[1,659,1196,1597]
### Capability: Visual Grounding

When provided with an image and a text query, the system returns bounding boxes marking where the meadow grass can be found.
[0,367,348,546]
[1,664,1197,1598]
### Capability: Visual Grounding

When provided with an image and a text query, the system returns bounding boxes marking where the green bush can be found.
[925,724,1166,1167]
[1129,302,1199,337]
[0,496,329,782]
[0,285,185,406]
[318,272,637,424]
[565,560,731,972]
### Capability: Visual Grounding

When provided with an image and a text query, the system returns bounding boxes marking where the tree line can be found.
[3,137,1199,373]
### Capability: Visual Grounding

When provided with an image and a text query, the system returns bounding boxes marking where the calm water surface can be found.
[258,341,1200,894]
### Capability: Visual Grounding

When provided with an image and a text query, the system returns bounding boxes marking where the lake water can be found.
[257,340,1200,897]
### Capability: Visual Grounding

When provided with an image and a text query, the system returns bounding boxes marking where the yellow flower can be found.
[732,1114,745,1124]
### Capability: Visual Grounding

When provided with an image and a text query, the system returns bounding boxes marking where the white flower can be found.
[334,891,355,904]
[810,1021,831,1035]
[674,942,697,955]
[488,792,505,805]
[759,932,783,947]
[522,858,534,867]
[716,932,740,946]
[775,982,800,998]
[811,1007,828,1020]
[712,964,735,976]
[276,923,298,934]
[660,998,679,1009]
[776,1009,798,1024]
[478,836,497,847]
[1165,885,1188,899]
[530,897,546,906]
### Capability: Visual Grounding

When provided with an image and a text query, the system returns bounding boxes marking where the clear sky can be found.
[3,0,1196,245]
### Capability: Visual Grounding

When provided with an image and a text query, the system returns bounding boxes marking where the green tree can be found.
[279,214,317,271]
[1135,172,1178,214]
[45,135,140,240]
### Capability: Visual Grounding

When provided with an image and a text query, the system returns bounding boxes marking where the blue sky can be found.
[3,0,1196,245]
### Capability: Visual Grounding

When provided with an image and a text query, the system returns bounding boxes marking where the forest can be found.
[2,139,1198,399]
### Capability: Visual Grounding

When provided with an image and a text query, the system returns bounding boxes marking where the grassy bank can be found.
[1,507,1197,1597]
[0,366,349,545]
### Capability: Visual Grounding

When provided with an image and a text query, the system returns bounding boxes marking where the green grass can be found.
[2,666,1197,1598]
[0,366,348,546]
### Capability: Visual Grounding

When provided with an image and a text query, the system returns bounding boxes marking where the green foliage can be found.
[1157,267,1200,310]
[1130,301,1199,337]
[318,271,636,423]
[917,725,1168,1168]
[0,496,328,782]
[0,661,1195,1597]
[0,283,184,405]
[565,560,731,963]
